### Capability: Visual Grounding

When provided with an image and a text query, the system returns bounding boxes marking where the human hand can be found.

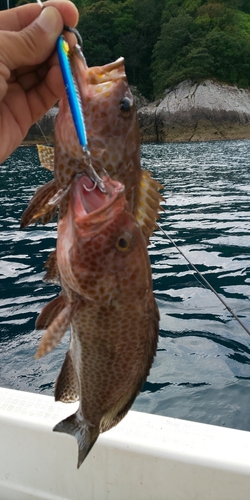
[0,0,78,163]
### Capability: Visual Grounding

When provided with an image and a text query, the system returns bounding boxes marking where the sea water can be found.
[1,140,250,431]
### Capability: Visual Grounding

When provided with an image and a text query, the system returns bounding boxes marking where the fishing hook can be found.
[36,0,83,46]
[82,180,97,192]
[63,26,83,47]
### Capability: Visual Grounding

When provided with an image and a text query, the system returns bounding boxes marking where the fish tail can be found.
[53,412,99,468]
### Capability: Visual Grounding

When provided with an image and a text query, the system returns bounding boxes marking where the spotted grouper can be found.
[21,44,163,244]
[35,173,159,468]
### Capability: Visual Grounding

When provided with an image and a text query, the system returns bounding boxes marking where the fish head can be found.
[73,52,135,139]
[54,46,141,211]
[57,173,150,301]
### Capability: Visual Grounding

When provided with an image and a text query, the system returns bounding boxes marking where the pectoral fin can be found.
[35,295,66,330]
[55,350,79,403]
[137,170,164,243]
[20,179,58,227]
[35,301,78,359]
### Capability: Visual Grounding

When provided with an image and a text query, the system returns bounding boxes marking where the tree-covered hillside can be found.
[4,0,250,99]
[152,0,250,96]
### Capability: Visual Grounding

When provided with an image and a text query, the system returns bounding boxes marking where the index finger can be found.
[0,0,78,31]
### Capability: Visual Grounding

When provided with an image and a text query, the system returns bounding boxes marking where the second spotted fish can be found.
[35,173,159,468]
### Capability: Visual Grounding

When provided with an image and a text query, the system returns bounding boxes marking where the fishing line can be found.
[35,121,49,145]
[34,0,248,335]
[184,262,207,290]
[157,222,250,337]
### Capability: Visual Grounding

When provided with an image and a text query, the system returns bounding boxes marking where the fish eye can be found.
[120,97,133,115]
[115,232,133,252]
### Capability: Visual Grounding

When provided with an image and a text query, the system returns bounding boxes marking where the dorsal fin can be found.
[136,170,164,243]
[37,144,55,171]
[55,350,79,403]
[35,300,79,359]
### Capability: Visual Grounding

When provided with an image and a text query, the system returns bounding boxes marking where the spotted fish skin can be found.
[21,50,163,241]
[35,174,159,468]
[69,54,142,213]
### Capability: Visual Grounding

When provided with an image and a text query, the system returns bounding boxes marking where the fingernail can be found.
[36,6,61,33]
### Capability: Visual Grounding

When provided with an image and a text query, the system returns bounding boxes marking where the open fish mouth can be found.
[70,46,126,95]
[73,174,125,226]
[85,57,126,86]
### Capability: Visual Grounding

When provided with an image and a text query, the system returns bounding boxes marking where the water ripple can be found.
[1,142,250,431]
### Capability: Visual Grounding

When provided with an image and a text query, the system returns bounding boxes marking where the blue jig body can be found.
[56,36,88,150]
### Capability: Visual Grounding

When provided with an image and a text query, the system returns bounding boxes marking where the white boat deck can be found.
[0,387,250,499]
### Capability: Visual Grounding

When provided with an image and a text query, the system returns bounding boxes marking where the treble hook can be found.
[82,180,97,192]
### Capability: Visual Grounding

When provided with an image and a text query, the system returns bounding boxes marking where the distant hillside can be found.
[8,0,250,99]
[152,0,250,97]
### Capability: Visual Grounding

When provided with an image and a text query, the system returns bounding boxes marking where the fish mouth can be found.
[70,46,126,94]
[85,57,126,86]
[73,174,125,228]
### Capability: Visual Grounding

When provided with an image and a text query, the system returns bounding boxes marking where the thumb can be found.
[1,7,64,70]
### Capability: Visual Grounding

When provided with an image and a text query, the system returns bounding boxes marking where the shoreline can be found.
[23,79,250,146]
[21,132,250,147]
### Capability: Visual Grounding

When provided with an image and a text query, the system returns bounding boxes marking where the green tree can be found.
[77,0,164,98]
[152,0,250,96]
[152,14,198,95]
[6,0,250,98]
[77,1,119,66]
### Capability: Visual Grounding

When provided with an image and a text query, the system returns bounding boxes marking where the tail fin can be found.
[53,412,99,468]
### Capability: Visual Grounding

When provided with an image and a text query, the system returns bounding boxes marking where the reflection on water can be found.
[1,142,250,431]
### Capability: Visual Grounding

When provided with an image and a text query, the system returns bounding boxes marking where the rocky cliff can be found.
[24,80,250,144]
[138,80,250,142]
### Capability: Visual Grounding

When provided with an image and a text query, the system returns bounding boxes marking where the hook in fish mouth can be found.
[88,171,106,194]
[83,149,107,194]
[82,180,97,192]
